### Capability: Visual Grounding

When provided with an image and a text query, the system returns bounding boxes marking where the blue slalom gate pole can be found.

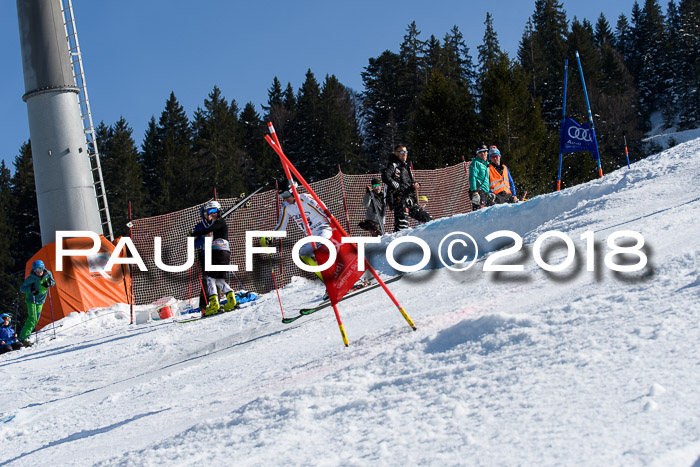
[575,51,604,178]
[557,59,568,191]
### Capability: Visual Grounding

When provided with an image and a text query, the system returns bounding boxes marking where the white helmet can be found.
[204,200,221,215]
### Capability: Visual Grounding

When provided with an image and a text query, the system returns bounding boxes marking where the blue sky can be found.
[1,0,635,171]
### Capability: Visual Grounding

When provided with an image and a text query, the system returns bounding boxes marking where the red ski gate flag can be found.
[314,229,365,305]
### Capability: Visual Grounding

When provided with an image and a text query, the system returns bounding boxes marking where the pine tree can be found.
[361,50,403,168]
[263,78,297,152]
[11,142,41,272]
[675,0,700,128]
[289,69,323,180]
[143,92,195,213]
[568,18,601,116]
[636,0,667,119]
[440,26,476,87]
[411,28,479,168]
[627,2,645,81]
[98,117,146,237]
[595,13,615,47]
[479,53,549,194]
[615,13,634,55]
[478,13,501,74]
[0,161,19,308]
[661,1,681,126]
[240,102,280,187]
[518,0,570,129]
[412,69,478,168]
[192,86,245,200]
[425,35,442,72]
[139,117,159,216]
[397,22,427,138]
[312,75,365,177]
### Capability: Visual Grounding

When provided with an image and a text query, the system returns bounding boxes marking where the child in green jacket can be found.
[18,260,55,345]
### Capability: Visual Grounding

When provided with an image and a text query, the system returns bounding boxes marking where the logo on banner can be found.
[560,117,599,160]
[567,126,593,142]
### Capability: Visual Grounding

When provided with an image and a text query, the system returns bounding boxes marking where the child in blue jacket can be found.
[1,313,22,354]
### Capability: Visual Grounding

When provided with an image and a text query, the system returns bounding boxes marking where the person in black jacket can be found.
[189,200,235,314]
[358,177,386,236]
[382,145,431,231]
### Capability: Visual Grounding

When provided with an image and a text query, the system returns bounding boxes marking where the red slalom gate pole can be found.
[266,124,348,344]
[265,124,416,334]
[267,254,287,320]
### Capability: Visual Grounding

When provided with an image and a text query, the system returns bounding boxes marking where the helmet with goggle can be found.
[278,179,298,199]
[204,200,221,215]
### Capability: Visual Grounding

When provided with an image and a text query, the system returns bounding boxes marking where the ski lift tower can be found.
[15,0,112,245]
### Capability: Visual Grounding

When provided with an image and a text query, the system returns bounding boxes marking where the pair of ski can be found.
[175,304,238,324]
[281,274,404,324]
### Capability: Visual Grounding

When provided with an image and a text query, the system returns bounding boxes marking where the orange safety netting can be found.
[129,161,472,305]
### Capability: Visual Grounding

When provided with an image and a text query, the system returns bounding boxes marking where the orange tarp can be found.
[25,236,131,331]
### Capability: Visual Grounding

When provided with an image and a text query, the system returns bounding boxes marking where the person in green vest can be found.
[18,260,55,346]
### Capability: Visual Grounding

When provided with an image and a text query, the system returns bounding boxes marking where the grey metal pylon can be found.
[60,0,114,240]
[17,0,105,245]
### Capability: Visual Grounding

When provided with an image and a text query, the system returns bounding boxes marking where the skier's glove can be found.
[30,285,39,295]
[471,193,481,206]
[259,237,274,248]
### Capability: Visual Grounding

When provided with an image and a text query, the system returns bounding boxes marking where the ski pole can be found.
[48,289,56,340]
[33,294,38,346]
[220,184,269,219]
[188,265,192,309]
[196,261,208,309]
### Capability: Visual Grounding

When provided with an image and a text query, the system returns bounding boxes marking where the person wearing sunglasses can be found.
[189,200,237,314]
[18,260,55,346]
[261,178,333,280]
[382,145,432,231]
[0,313,22,354]
[358,177,386,236]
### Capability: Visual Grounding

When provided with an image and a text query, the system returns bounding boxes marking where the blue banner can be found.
[560,117,600,160]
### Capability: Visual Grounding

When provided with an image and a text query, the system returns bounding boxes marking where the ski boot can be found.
[223,291,238,311]
[300,255,324,281]
[203,295,220,316]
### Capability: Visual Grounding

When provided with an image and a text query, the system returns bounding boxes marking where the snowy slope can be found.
[2,140,700,466]
[644,113,700,150]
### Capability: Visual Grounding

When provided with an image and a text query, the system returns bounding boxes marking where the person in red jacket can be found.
[488,146,519,204]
